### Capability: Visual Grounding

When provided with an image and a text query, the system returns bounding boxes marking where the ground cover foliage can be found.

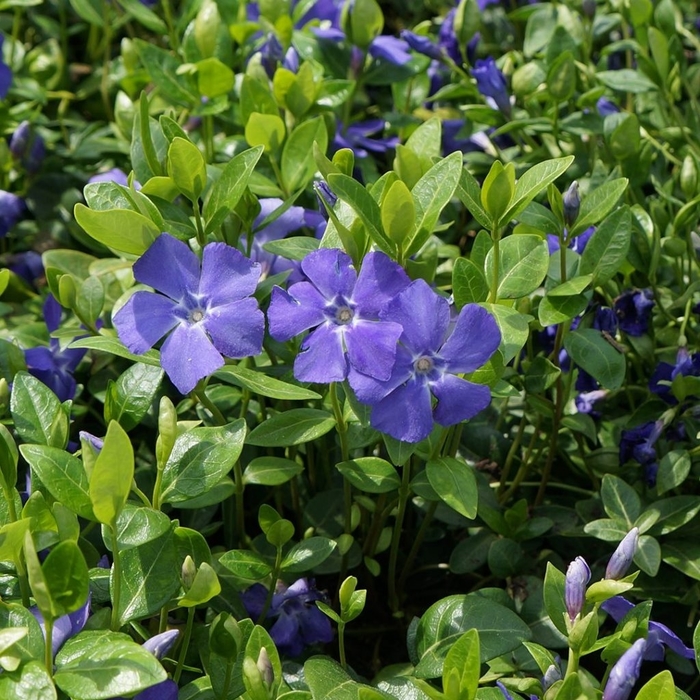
[1,0,700,697]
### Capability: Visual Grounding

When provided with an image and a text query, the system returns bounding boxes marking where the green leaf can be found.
[135,40,198,106]
[414,594,531,678]
[597,69,658,93]
[453,257,489,307]
[215,365,321,400]
[543,562,568,635]
[42,540,89,619]
[282,117,328,192]
[457,169,491,229]
[381,179,415,248]
[635,534,660,576]
[646,496,700,536]
[426,457,478,519]
[281,537,338,572]
[117,527,179,625]
[480,304,531,364]
[90,421,134,526]
[218,550,272,584]
[304,656,362,700]
[0,660,56,700]
[118,0,167,32]
[634,671,676,700]
[74,204,161,255]
[104,363,163,432]
[160,421,246,504]
[0,424,18,492]
[104,504,172,552]
[167,137,207,202]
[481,161,514,225]
[405,117,442,161]
[443,629,480,700]
[547,274,594,296]
[246,409,336,447]
[657,450,691,495]
[68,0,104,26]
[179,562,221,607]
[204,146,264,234]
[563,328,626,390]
[579,207,632,284]
[538,292,588,326]
[601,474,641,526]
[503,156,574,222]
[0,602,45,668]
[524,356,561,393]
[327,173,395,256]
[68,334,161,367]
[196,56,235,98]
[336,457,400,494]
[54,631,167,699]
[19,445,94,520]
[569,178,628,238]
[10,371,68,448]
[243,457,304,486]
[245,112,286,153]
[76,276,105,326]
[583,518,629,541]
[485,235,549,299]
[407,152,463,256]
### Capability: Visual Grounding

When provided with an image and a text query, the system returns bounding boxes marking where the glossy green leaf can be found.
[11,371,68,448]
[104,363,163,431]
[103,504,172,552]
[453,257,489,307]
[243,457,304,486]
[42,540,90,618]
[282,117,328,192]
[179,562,221,607]
[246,409,336,447]
[281,537,337,572]
[485,235,549,299]
[0,660,56,700]
[426,457,478,519]
[634,671,676,700]
[563,329,626,390]
[336,457,400,494]
[443,629,480,700]
[74,204,161,255]
[90,421,133,526]
[167,137,207,202]
[457,168,491,229]
[569,178,628,238]
[215,365,321,400]
[218,550,272,584]
[480,304,531,364]
[245,112,286,153]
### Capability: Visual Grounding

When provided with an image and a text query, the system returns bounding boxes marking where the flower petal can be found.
[294,323,348,383]
[200,242,261,305]
[439,304,501,373]
[203,298,264,358]
[160,322,224,394]
[349,344,414,404]
[134,680,179,700]
[301,248,357,300]
[267,284,327,341]
[133,234,200,302]
[345,320,402,380]
[382,279,450,354]
[113,291,179,354]
[431,374,492,427]
[370,379,434,443]
[299,606,334,646]
[352,252,410,317]
[253,198,309,242]
[269,613,303,656]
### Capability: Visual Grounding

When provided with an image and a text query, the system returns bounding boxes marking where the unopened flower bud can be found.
[602,638,646,700]
[315,180,337,215]
[257,647,274,688]
[563,181,580,228]
[143,629,180,659]
[605,528,639,580]
[181,555,197,590]
[543,662,562,689]
[680,155,699,199]
[565,556,590,621]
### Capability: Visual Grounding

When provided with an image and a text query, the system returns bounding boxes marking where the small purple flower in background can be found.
[332,119,399,159]
[0,34,12,98]
[282,46,300,73]
[472,57,511,116]
[563,182,580,228]
[113,233,264,394]
[368,35,412,65]
[258,33,284,78]
[31,593,91,659]
[400,30,443,61]
[619,419,663,485]
[649,347,700,404]
[602,638,646,700]
[0,190,26,237]
[601,596,695,661]
[565,556,590,621]
[25,295,87,402]
[350,280,501,443]
[9,250,44,288]
[546,226,595,255]
[88,167,141,189]
[614,289,654,336]
[9,121,45,175]
[241,578,333,657]
[605,527,639,580]
[268,248,409,386]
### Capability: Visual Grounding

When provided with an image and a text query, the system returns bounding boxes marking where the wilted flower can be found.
[601,638,646,700]
[350,279,501,443]
[601,596,695,661]
[0,190,26,237]
[565,556,590,621]
[25,295,87,402]
[605,528,639,580]
[614,289,654,336]
[472,57,511,116]
[241,578,333,657]
[113,233,264,394]
[268,248,409,386]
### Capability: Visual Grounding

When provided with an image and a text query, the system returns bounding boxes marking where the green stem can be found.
[497,413,527,498]
[131,481,152,508]
[160,0,180,52]
[100,4,114,121]
[152,463,165,511]
[45,617,54,678]
[193,203,207,249]
[110,523,123,631]
[488,228,501,303]
[566,646,579,676]
[194,387,226,425]
[397,500,438,593]
[257,547,283,624]
[173,607,196,684]
[158,605,169,634]
[388,457,412,614]
[338,620,347,669]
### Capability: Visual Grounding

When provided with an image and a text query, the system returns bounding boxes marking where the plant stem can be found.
[397,500,438,592]
[173,607,195,684]
[488,227,501,303]
[388,457,412,614]
[257,546,283,623]
[110,523,122,631]
[45,618,54,678]
[338,620,347,669]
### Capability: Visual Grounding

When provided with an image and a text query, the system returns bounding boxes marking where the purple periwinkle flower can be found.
[267,248,409,386]
[563,182,580,227]
[333,119,399,159]
[142,629,179,659]
[9,250,44,287]
[649,347,700,404]
[575,388,608,416]
[496,681,514,700]
[597,98,620,117]
[368,35,412,65]
[88,168,129,186]
[0,34,12,98]
[241,578,333,657]
[31,594,91,659]
[25,295,87,402]
[605,528,639,580]
[601,638,646,700]
[614,289,654,336]
[546,226,595,256]
[282,46,300,73]
[401,30,443,61]
[565,556,590,621]
[10,121,45,175]
[472,57,511,116]
[258,33,284,78]
[0,190,26,237]
[113,233,264,394]
[619,419,663,486]
[602,597,695,661]
[350,280,501,443]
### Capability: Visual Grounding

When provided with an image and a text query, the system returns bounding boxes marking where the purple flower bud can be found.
[9,121,31,159]
[314,181,337,215]
[602,638,646,700]
[142,629,180,659]
[563,181,580,227]
[597,98,620,117]
[472,57,511,116]
[400,30,443,61]
[10,121,45,174]
[282,47,299,73]
[605,528,639,580]
[543,662,562,689]
[565,556,590,621]
[0,190,26,237]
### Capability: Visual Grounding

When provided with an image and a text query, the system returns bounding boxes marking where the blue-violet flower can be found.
[601,638,646,700]
[565,556,590,621]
